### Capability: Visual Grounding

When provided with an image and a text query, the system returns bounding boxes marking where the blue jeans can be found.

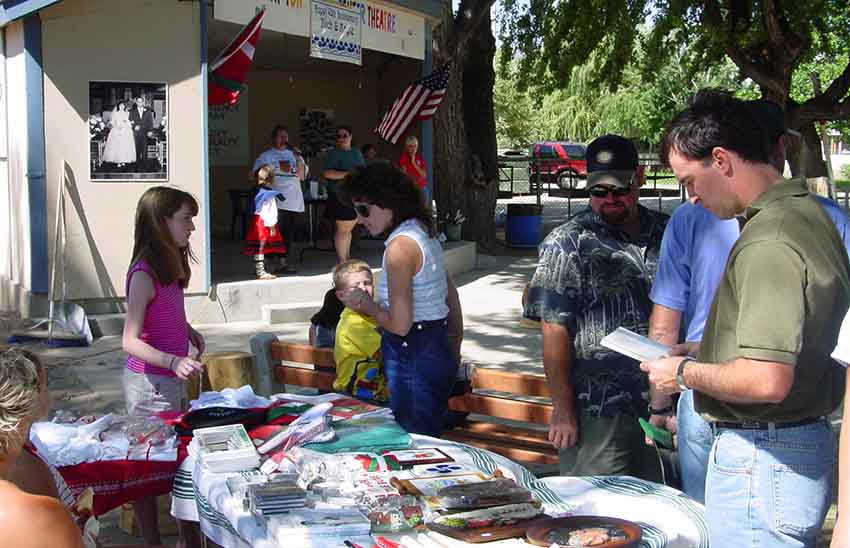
[706,419,834,548]
[381,320,457,437]
[677,389,713,503]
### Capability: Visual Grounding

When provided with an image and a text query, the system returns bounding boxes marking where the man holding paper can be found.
[642,89,849,548]
[524,134,668,480]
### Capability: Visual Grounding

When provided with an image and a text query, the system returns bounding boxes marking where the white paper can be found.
[600,327,672,363]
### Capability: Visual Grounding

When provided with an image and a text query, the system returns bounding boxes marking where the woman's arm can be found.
[341,237,419,336]
[832,372,850,548]
[122,270,203,379]
[445,272,463,362]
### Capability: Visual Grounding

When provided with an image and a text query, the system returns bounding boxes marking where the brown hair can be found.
[332,259,372,289]
[130,187,199,288]
[339,163,434,237]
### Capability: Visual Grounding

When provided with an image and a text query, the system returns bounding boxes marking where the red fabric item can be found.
[243,214,286,256]
[398,153,427,189]
[209,8,266,106]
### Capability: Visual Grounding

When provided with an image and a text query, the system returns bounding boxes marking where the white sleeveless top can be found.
[377,219,449,322]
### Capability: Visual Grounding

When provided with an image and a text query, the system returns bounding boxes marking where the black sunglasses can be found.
[354,204,370,218]
[589,186,631,198]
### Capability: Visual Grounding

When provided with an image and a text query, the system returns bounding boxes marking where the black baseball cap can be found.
[586,134,639,189]
[746,99,801,141]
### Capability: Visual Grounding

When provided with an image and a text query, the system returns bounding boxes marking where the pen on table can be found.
[343,540,365,548]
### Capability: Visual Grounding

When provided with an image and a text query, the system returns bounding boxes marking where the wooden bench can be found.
[445,368,557,465]
[265,340,556,466]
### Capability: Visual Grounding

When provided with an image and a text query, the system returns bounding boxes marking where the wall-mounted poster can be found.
[89,81,168,181]
[310,0,362,65]
[209,91,250,166]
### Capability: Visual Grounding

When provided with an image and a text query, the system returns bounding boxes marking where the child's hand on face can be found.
[338,287,371,313]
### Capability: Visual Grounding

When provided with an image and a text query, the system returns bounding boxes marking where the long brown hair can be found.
[130,187,199,288]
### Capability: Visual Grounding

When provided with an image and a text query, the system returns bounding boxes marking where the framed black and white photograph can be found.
[89,81,168,181]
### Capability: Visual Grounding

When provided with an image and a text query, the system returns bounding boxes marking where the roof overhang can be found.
[0,0,62,27]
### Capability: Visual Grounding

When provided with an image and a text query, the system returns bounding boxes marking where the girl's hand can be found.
[188,328,206,358]
[171,356,204,380]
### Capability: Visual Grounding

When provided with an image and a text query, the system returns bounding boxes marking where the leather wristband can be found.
[648,403,675,416]
[676,357,695,391]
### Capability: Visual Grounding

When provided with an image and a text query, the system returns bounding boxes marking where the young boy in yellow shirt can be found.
[331,259,387,402]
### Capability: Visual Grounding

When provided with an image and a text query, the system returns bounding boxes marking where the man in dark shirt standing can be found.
[642,89,849,547]
[525,134,668,479]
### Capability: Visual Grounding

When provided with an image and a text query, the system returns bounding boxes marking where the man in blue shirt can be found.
[647,99,850,503]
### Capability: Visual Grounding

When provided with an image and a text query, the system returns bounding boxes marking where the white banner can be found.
[208,92,250,166]
[215,0,423,60]
[310,0,362,65]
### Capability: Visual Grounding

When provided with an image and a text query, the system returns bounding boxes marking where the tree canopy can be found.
[498,0,850,175]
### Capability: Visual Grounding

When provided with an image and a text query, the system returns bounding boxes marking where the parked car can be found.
[528,141,587,190]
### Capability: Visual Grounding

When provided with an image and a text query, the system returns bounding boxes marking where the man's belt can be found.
[712,416,822,431]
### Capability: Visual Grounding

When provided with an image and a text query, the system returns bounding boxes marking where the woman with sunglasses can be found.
[338,163,463,436]
[322,125,365,264]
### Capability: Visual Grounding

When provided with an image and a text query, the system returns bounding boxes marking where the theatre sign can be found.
[215,0,425,61]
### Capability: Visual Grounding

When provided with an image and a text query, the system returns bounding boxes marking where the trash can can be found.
[505,203,542,247]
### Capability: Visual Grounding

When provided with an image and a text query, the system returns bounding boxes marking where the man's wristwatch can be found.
[648,403,674,416]
[676,357,695,391]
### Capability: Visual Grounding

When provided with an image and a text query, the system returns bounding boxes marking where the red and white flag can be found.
[375,63,451,144]
[208,8,266,106]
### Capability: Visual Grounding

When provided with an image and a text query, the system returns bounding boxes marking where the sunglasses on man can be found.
[354,204,370,217]
[588,185,631,198]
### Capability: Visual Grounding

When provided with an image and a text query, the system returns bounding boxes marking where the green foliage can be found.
[494,43,747,150]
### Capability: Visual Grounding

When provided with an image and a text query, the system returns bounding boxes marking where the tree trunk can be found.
[432,0,499,252]
[785,121,829,180]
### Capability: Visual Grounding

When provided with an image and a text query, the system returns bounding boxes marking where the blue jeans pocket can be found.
[772,461,831,539]
[711,431,754,474]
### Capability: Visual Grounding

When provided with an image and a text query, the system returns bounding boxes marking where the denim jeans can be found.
[381,321,457,437]
[705,419,834,548]
[677,389,713,503]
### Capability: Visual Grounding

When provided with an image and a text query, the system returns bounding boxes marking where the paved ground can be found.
[4,247,839,546]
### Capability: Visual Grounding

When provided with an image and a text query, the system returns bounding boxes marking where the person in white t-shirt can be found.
[252,125,305,274]
[831,313,850,548]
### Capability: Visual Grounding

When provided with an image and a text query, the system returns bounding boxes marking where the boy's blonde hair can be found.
[332,259,372,289]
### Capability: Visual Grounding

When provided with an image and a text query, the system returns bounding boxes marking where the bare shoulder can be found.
[385,236,421,273]
[0,482,83,548]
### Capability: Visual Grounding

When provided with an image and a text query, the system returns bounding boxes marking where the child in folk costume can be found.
[243,164,287,279]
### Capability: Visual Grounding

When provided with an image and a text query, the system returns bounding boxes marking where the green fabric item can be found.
[697,179,850,422]
[305,417,412,454]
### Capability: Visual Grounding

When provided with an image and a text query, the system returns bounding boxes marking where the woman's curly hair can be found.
[0,347,44,454]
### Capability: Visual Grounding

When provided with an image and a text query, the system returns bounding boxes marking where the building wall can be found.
[209,58,420,236]
[39,0,206,300]
[1,21,34,312]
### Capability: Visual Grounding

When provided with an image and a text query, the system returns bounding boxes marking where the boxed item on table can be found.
[194,424,260,473]
[434,478,534,510]
[267,507,372,542]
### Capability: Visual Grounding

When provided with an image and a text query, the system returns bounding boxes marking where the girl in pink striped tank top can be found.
[122,186,205,547]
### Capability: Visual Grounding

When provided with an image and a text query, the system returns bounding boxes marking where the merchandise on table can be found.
[426,501,547,544]
[381,447,453,468]
[267,507,372,542]
[30,413,177,466]
[247,478,308,519]
[434,478,534,510]
[364,494,424,533]
[193,424,260,473]
[305,415,413,454]
[525,515,643,548]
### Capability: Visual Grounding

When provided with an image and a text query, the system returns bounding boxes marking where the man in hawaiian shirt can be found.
[525,134,668,479]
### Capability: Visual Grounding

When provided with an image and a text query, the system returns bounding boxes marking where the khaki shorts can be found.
[123,368,188,416]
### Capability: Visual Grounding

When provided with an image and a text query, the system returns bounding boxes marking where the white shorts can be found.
[123,368,188,416]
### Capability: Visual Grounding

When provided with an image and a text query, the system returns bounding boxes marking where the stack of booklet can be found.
[194,424,260,473]
[247,477,307,519]
[267,508,371,544]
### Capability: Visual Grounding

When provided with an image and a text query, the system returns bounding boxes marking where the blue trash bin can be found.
[506,203,542,247]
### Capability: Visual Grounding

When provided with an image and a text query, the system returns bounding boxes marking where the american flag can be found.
[375,63,451,144]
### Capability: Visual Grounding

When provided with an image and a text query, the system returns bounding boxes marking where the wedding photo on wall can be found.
[89,81,168,181]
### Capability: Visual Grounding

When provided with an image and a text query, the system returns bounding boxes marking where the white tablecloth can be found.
[171,434,707,548]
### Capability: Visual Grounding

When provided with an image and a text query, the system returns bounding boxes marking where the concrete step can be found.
[262,301,323,324]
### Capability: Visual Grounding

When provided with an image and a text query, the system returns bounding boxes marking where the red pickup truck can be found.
[528,141,588,190]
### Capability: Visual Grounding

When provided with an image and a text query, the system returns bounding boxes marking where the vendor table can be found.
[172,435,707,548]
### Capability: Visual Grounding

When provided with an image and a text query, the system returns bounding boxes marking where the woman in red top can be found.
[398,135,427,190]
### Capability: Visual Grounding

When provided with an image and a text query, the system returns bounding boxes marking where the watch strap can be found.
[676,357,695,391]
[648,403,674,416]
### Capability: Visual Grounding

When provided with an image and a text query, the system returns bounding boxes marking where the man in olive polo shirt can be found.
[642,89,850,547]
